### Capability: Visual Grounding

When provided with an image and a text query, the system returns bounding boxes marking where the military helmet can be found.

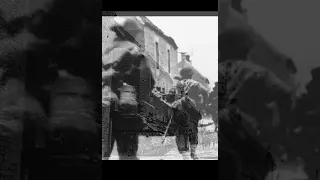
[110,17,143,40]
[173,67,196,81]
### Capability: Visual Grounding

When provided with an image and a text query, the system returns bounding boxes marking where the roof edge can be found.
[140,16,178,50]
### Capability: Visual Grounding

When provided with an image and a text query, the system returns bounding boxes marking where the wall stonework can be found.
[143,25,178,93]
[102,16,179,93]
[102,16,117,54]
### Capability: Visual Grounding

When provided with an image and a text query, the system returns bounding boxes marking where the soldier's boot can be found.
[180,151,192,160]
[190,145,200,160]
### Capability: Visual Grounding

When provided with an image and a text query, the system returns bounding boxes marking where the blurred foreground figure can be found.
[218,28,294,180]
[102,17,155,160]
[284,67,320,180]
[0,0,101,179]
[171,67,209,160]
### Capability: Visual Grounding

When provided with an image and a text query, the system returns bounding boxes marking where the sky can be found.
[243,0,320,92]
[146,16,218,85]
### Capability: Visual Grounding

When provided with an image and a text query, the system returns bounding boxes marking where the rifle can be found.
[161,114,173,145]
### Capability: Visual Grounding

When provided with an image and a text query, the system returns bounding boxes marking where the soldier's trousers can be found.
[174,121,198,153]
[171,97,200,153]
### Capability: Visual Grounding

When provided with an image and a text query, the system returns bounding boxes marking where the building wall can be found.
[102,16,117,54]
[102,16,178,93]
[102,16,145,53]
[143,26,178,93]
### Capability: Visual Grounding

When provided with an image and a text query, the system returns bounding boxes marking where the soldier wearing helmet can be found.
[170,67,209,160]
[102,17,155,159]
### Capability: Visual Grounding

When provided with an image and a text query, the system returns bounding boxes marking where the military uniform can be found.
[218,59,293,179]
[164,88,177,104]
[102,41,142,110]
[102,17,154,159]
[217,27,292,179]
[171,75,209,160]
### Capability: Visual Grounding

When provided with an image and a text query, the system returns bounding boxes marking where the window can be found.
[167,49,171,73]
[155,42,160,69]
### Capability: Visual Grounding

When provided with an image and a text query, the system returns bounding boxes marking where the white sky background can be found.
[243,0,320,90]
[146,16,218,85]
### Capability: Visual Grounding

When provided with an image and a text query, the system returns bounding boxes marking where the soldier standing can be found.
[102,17,155,159]
[171,67,209,160]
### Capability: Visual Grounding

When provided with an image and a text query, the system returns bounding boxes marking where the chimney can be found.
[178,52,186,63]
[181,53,186,59]
[185,55,191,63]
[180,52,191,62]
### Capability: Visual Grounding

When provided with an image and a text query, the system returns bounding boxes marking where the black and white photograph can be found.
[0,0,101,179]
[219,0,320,180]
[102,14,218,160]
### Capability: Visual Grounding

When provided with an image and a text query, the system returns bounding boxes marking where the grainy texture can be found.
[1,0,101,179]
[102,16,216,160]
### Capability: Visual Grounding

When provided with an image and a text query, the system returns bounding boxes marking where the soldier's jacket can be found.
[45,74,100,159]
[172,97,202,121]
[48,75,98,133]
[218,59,293,177]
[176,79,209,112]
[219,59,292,118]
[102,40,142,82]
[171,79,208,128]
[102,40,144,107]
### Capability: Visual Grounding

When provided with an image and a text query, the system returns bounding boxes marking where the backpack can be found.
[47,75,99,156]
[48,75,97,133]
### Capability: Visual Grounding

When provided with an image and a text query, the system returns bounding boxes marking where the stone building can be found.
[137,16,178,93]
[102,16,179,94]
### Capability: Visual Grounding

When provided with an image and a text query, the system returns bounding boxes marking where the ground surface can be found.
[104,120,218,160]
